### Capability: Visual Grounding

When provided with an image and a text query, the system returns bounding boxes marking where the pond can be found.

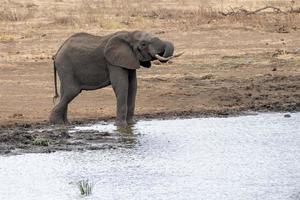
[0,113,299,200]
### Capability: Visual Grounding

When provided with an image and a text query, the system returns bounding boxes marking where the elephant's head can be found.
[104,31,181,69]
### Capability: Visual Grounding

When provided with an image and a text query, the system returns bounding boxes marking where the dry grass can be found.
[0,0,299,66]
[220,12,300,32]
[71,0,300,32]
[117,5,300,32]
[1,0,299,32]
[0,1,36,21]
[0,33,15,42]
[53,15,78,26]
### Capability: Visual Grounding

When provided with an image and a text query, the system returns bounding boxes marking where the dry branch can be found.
[219,6,300,16]
[290,8,300,13]
[247,6,286,15]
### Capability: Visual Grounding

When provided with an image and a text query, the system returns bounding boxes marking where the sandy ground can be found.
[1,28,299,125]
[0,0,300,154]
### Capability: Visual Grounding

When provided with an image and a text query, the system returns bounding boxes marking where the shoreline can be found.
[1,104,299,128]
[0,108,298,156]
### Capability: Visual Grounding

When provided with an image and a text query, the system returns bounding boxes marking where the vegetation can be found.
[0,0,299,31]
[32,138,49,146]
[77,179,93,196]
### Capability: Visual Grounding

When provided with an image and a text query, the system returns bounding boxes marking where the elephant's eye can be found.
[141,42,147,47]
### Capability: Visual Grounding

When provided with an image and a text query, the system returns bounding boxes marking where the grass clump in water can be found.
[77,179,93,196]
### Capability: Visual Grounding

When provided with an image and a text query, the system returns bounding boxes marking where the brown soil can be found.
[1,29,299,125]
[0,0,300,154]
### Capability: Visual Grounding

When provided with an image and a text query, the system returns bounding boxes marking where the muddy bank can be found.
[0,108,298,155]
[0,122,131,155]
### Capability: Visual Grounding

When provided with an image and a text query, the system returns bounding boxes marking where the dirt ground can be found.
[0,0,300,154]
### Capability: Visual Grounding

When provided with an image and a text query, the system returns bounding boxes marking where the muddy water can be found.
[0,113,300,200]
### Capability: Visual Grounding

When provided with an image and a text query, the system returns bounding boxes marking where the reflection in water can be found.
[71,122,140,149]
[115,124,135,135]
[116,125,138,148]
[0,113,300,200]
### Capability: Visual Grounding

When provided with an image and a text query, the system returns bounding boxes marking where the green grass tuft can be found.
[32,138,49,146]
[77,179,93,196]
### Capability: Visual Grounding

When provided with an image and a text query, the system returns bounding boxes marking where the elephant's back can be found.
[54,33,111,88]
[54,31,125,61]
[55,33,105,58]
[54,32,110,70]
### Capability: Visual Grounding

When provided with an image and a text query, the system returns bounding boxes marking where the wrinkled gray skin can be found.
[49,31,174,126]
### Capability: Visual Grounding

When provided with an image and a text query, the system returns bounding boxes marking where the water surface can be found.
[0,113,299,200]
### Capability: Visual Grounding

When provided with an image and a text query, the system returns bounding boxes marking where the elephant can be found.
[49,30,182,126]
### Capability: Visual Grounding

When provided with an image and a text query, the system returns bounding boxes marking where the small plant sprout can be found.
[77,179,93,196]
[32,138,49,146]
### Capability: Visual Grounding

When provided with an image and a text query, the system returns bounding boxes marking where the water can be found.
[0,113,300,200]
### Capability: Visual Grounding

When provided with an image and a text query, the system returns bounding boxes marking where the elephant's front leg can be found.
[127,70,137,125]
[109,66,129,127]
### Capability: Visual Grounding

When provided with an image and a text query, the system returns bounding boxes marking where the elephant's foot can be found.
[63,115,70,125]
[127,118,136,125]
[49,111,67,125]
[115,120,128,127]
[49,117,64,125]
[63,119,71,125]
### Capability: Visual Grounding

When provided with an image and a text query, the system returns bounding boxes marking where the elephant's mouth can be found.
[139,61,151,68]
[137,47,152,62]
[136,47,152,68]
[139,51,165,68]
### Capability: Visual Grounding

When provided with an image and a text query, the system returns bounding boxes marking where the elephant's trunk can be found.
[162,41,174,58]
[155,41,183,62]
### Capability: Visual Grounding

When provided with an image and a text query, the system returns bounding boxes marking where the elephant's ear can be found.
[104,33,140,69]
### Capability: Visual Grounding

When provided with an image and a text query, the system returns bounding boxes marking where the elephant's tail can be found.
[52,57,59,104]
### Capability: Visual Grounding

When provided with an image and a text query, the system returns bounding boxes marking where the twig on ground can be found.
[218,5,300,16]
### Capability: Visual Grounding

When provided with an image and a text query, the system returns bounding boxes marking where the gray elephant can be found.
[49,30,182,126]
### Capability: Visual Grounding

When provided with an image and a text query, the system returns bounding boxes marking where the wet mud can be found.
[0,109,298,155]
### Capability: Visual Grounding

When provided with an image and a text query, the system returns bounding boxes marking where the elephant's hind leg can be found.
[49,84,81,124]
